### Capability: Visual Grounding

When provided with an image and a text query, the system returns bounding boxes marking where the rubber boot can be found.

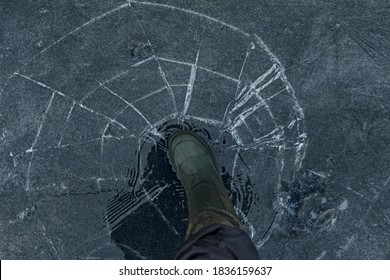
[168,130,242,240]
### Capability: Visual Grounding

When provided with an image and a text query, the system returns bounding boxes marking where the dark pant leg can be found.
[174,223,260,260]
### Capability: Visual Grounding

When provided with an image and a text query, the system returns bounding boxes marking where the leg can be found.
[168,130,259,259]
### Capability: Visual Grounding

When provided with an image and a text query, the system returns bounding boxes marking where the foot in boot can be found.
[168,130,241,238]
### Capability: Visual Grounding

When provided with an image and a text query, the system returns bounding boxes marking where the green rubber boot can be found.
[168,130,242,239]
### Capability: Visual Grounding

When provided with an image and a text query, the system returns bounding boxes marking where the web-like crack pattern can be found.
[0,0,307,259]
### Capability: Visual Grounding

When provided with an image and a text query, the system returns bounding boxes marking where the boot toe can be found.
[168,131,217,173]
[174,141,209,175]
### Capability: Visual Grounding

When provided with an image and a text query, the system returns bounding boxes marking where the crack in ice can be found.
[127,0,250,37]
[183,34,203,114]
[25,92,55,191]
[15,73,133,135]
